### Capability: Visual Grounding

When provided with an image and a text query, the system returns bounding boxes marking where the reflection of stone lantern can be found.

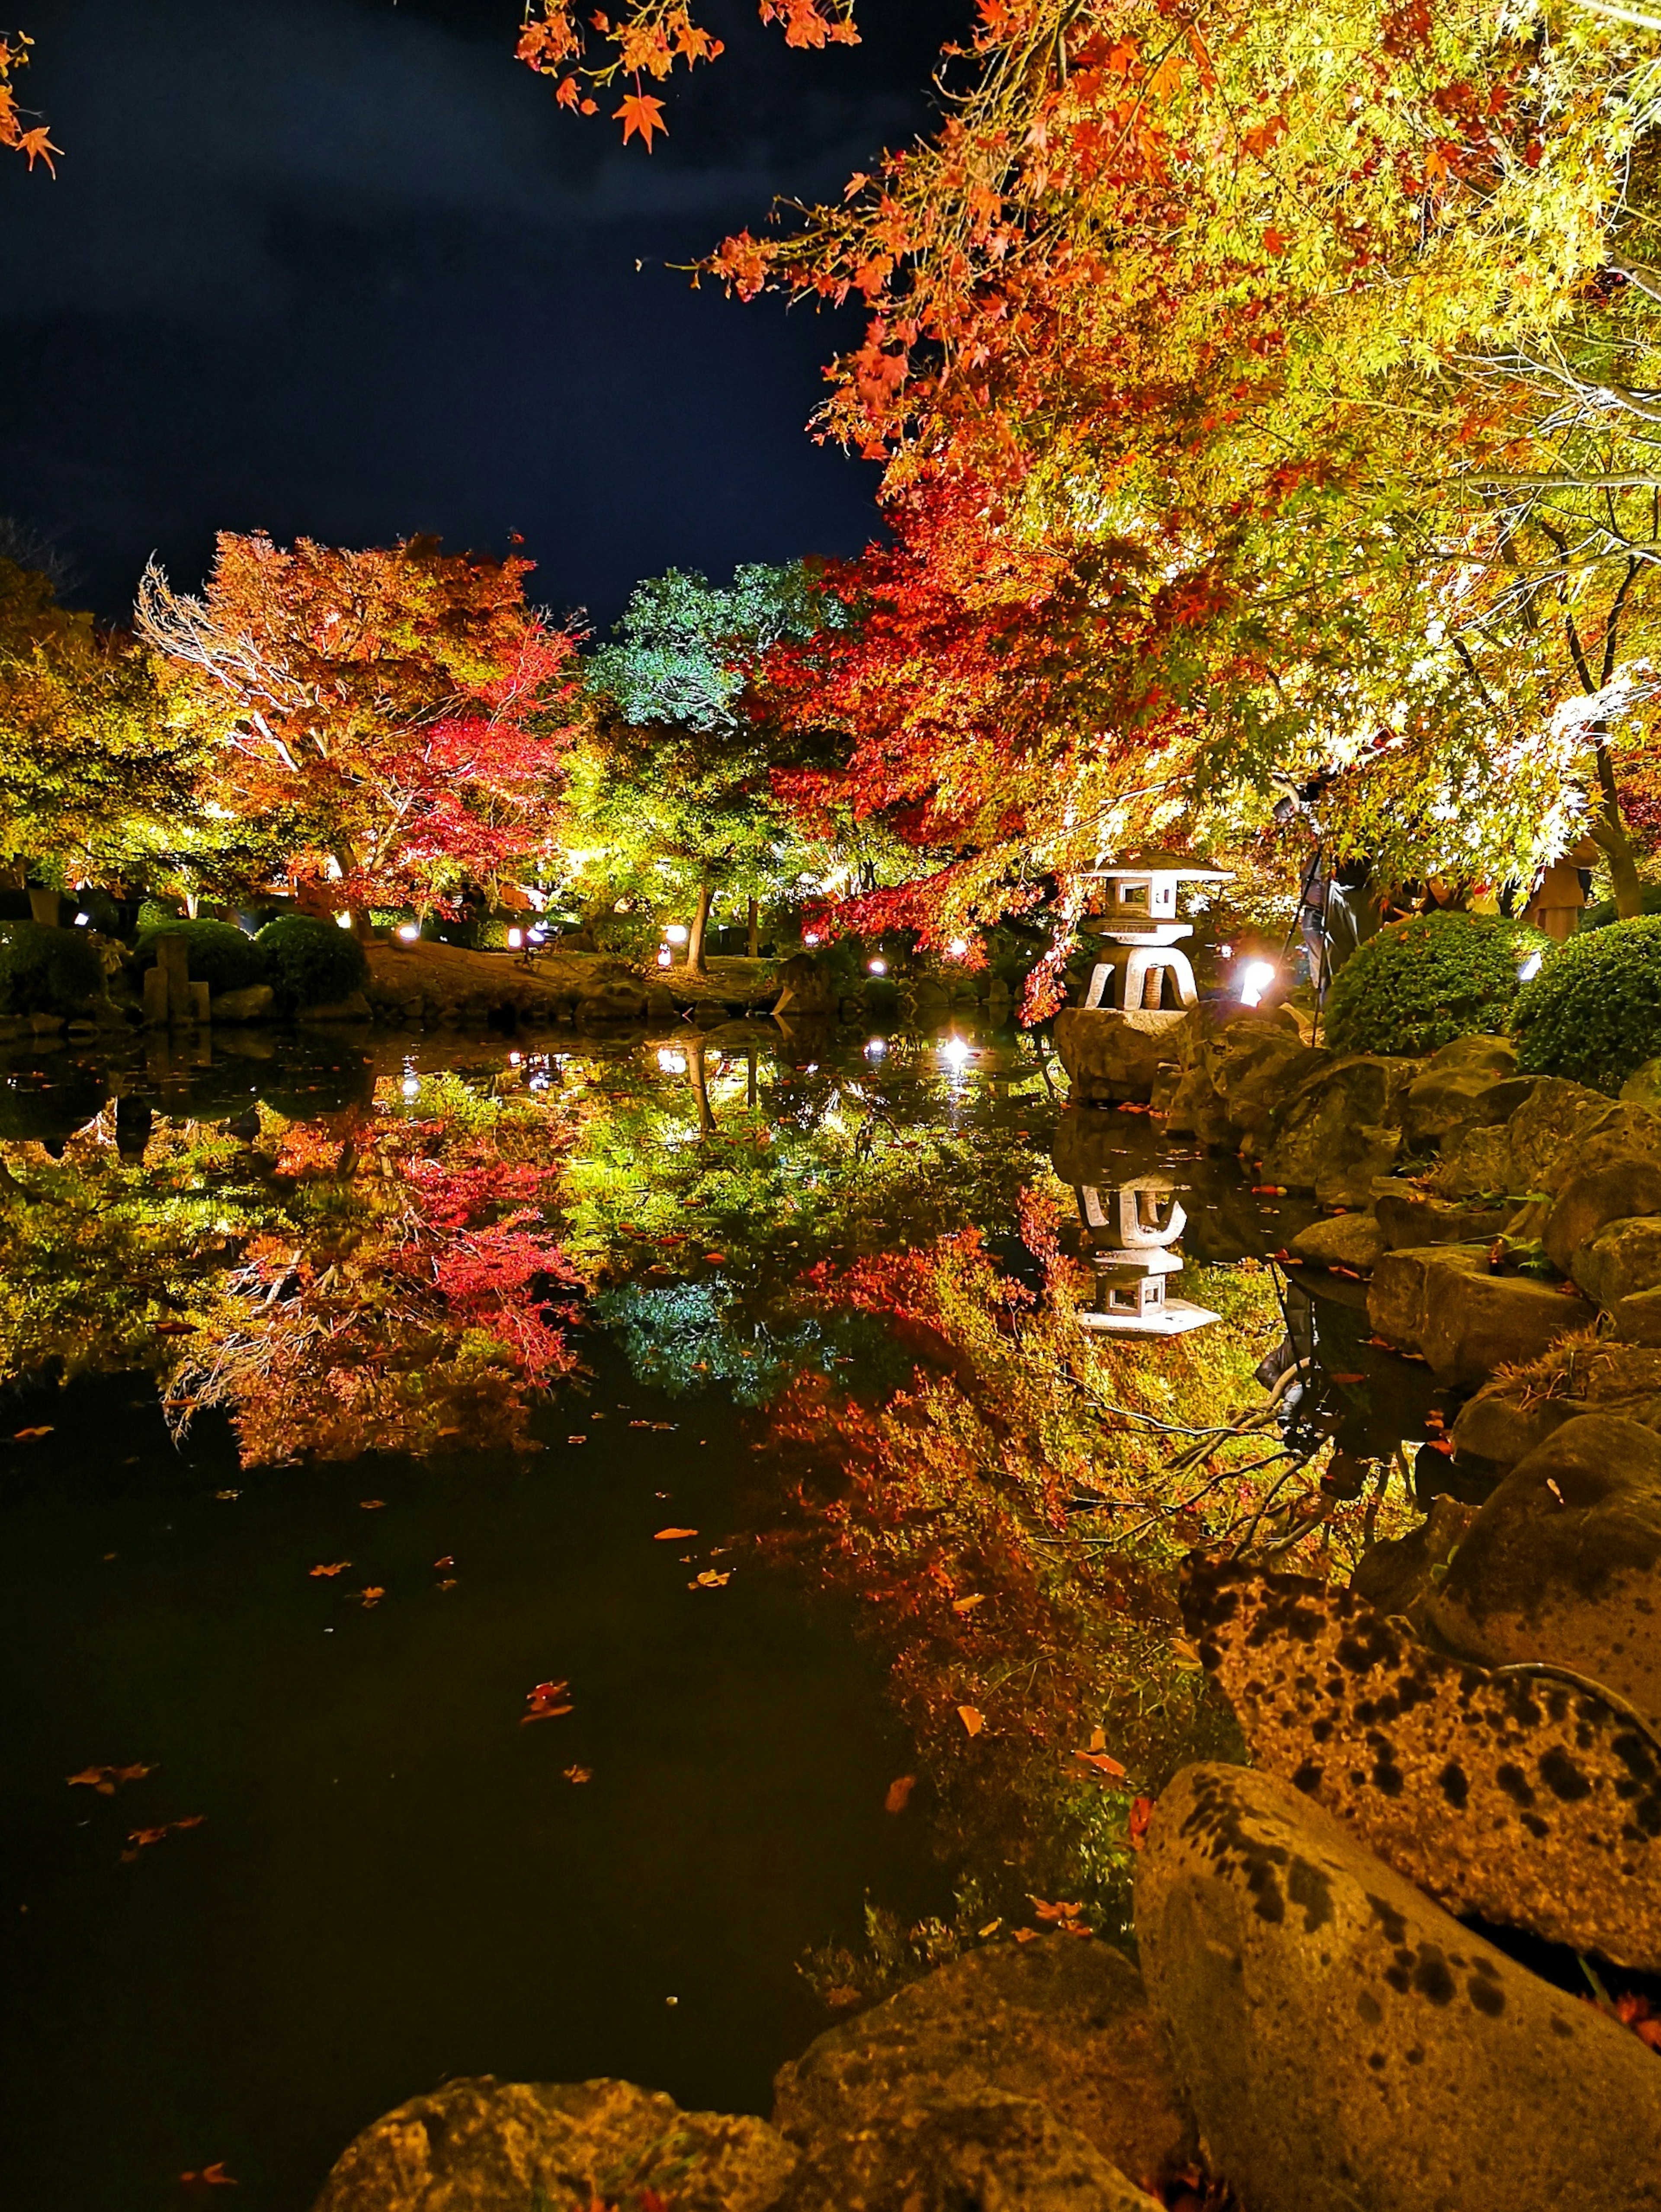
[1073,1175,1219,1337]
[1079,851,1233,1012]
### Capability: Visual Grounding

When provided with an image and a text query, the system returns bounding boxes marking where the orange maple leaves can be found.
[0,31,58,172]
[517,3,856,147]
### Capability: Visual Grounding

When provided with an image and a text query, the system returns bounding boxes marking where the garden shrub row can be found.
[135,915,368,1010]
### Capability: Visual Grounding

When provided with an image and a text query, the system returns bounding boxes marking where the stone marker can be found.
[1136,1763,1661,2212]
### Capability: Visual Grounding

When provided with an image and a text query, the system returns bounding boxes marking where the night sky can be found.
[0,0,964,627]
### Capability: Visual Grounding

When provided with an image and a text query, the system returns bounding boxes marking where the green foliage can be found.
[253,915,368,1007]
[135,918,263,995]
[0,919,102,1014]
[1323,913,1546,1058]
[1512,917,1661,1095]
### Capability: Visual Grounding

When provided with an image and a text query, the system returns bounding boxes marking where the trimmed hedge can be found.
[1512,916,1661,1093]
[0,920,103,1015]
[1323,911,1548,1058]
[135,918,264,996]
[253,915,368,1008]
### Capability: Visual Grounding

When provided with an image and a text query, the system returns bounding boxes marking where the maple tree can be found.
[138,533,584,932]
[0,27,55,172]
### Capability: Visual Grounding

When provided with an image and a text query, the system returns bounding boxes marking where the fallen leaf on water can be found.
[704,1252,726,1264]
[359,1587,385,1608]
[122,1815,204,1861]
[436,1578,457,1591]
[689,1569,731,1589]
[1013,1927,1040,1944]
[359,1499,386,1511]
[951,1593,985,1615]
[564,1765,593,1784]
[13,1425,53,1440]
[567,1434,588,1445]
[884,1775,916,1814]
[824,1984,863,2008]
[433,1555,455,1568]
[1074,1748,1127,1777]
[152,1320,196,1337]
[977,1919,1002,1938]
[523,1680,573,1723]
[309,1562,351,1578]
[957,1705,984,1738]
[1128,1795,1155,1851]
[1032,1897,1084,1923]
[654,1526,699,1541]
[1328,1372,1366,1385]
[180,2163,238,2186]
[214,1490,240,1502]
[68,1763,155,1795]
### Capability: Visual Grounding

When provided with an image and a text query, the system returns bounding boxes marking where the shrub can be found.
[1322,912,1548,1058]
[1512,917,1661,1093]
[253,915,369,1008]
[137,898,186,930]
[135,918,264,996]
[0,920,103,1015]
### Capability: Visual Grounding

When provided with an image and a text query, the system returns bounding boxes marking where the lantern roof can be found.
[1081,848,1233,882]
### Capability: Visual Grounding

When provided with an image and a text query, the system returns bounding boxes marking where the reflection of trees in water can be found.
[0,1072,582,1464]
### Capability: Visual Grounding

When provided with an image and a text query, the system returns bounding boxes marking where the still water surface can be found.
[1,1021,1066,2211]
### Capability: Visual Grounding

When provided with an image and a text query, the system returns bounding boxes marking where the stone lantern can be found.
[1079,850,1233,1012]
[1073,1175,1219,1337]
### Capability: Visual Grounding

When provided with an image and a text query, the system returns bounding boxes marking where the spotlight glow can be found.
[507,927,523,949]
[335,912,353,930]
[946,937,969,959]
[397,923,420,943]
[665,924,689,945]
[657,1048,688,1074]
[940,1035,971,1070]
[804,930,821,948]
[863,1038,887,1061]
[1518,951,1543,983]
[867,957,887,975]
[401,1076,420,1099]
[1240,959,1276,1008]
[656,946,673,968]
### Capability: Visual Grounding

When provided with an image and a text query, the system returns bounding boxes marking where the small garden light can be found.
[657,1048,688,1074]
[507,927,523,949]
[656,946,673,968]
[397,923,420,943]
[1239,959,1276,1007]
[940,1035,971,1069]
[946,936,969,959]
[804,930,821,947]
[665,923,689,945]
[867,956,887,975]
[864,1038,886,1061]
[335,911,353,930]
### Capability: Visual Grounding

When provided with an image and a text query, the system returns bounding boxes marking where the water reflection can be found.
[1067,1176,1220,1337]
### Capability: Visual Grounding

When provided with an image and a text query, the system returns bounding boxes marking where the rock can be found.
[1544,1155,1661,1275]
[1135,1763,1661,2212]
[1623,1056,1661,1116]
[1424,1033,1520,1075]
[312,2075,797,2212]
[1367,1244,1596,1385]
[211,983,275,1022]
[779,2094,1163,2212]
[1572,1214,1661,1306]
[772,953,837,1018]
[1208,1021,1329,1154]
[1257,1054,1421,1204]
[1349,1493,1480,1623]
[772,1938,1189,2201]
[298,990,372,1023]
[1182,1558,1661,1969]
[1506,1075,1623,1189]
[1449,1384,1583,1474]
[1614,1286,1661,1344]
[1401,1061,1531,1150]
[574,984,648,1024]
[1373,1186,1510,1250]
[1050,1007,1191,1104]
[1429,1412,1661,1731]
[1287,1212,1384,1272]
[1431,1120,1519,1199]
[645,985,678,1020]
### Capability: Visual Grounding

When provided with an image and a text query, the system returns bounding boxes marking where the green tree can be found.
[576,563,851,970]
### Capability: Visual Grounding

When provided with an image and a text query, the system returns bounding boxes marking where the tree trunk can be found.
[686,878,713,976]
[349,905,374,941]
[1591,731,1645,920]
[686,1034,716,1138]
[747,895,759,959]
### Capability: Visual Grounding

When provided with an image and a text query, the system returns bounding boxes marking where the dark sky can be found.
[0,0,964,626]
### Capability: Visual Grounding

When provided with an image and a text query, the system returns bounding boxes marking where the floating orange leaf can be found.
[68,1762,155,1795]
[884,1774,916,1813]
[957,1704,984,1737]
[309,1562,351,1577]
[654,1526,699,1540]
[12,1425,53,1440]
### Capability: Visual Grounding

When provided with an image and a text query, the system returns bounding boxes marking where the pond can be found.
[0,1016,1430,2210]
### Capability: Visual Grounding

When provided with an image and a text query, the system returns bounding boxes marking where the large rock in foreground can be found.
[771,1936,1186,2209]
[1257,1053,1420,1205]
[1136,1764,1661,2212]
[1430,1411,1661,1730]
[1051,1007,1189,1103]
[1181,1558,1661,1968]
[311,2076,795,2212]
[1367,1244,1596,1384]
